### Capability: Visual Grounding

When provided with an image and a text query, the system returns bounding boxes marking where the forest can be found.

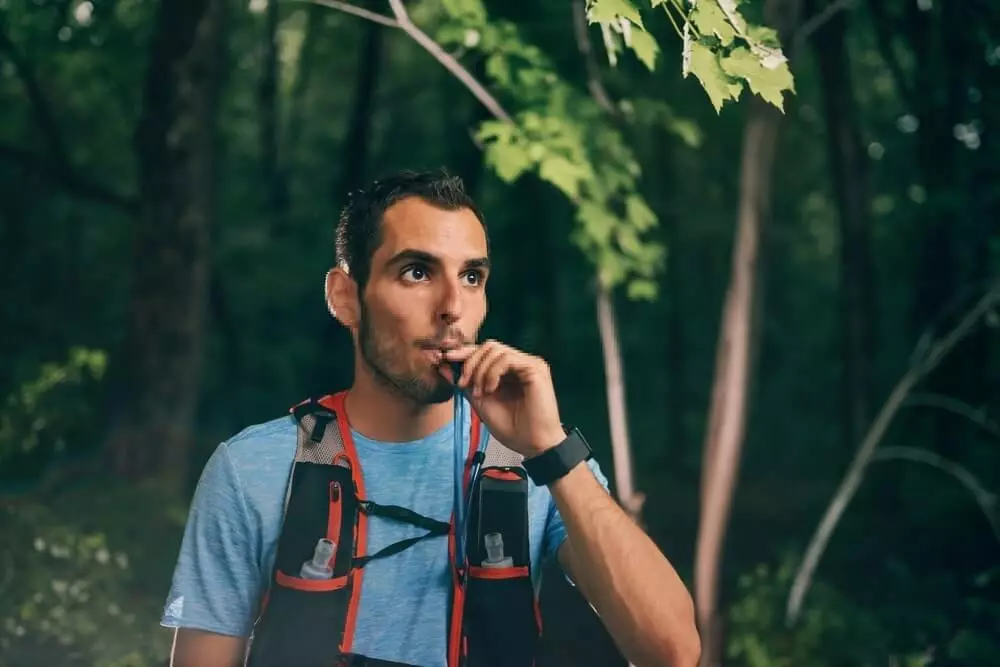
[1,0,998,665]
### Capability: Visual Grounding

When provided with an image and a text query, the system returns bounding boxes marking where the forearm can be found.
[550,463,700,667]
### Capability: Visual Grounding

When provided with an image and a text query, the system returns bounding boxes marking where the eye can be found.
[400,264,430,283]
[462,270,485,287]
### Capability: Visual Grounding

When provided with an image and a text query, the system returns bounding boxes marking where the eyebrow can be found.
[386,248,491,272]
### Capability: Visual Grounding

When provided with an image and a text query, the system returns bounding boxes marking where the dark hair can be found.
[335,168,488,290]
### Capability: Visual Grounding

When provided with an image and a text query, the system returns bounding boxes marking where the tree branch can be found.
[785,278,1000,625]
[0,143,138,213]
[872,446,1000,543]
[385,0,512,123]
[303,0,512,123]
[905,392,1000,442]
[0,15,69,163]
[794,0,856,47]
[305,0,398,27]
[0,17,136,214]
[572,0,617,115]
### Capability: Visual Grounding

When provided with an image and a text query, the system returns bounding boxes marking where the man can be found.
[162,169,700,667]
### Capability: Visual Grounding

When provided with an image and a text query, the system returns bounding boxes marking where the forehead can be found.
[375,197,488,262]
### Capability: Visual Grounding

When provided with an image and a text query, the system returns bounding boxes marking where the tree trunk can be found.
[596,285,644,524]
[811,0,876,451]
[259,0,288,223]
[336,0,384,199]
[105,0,227,486]
[285,4,323,166]
[694,1,802,660]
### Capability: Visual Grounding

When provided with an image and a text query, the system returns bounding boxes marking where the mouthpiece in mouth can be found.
[449,360,464,386]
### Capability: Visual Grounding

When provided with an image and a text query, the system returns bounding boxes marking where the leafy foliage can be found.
[0,348,107,467]
[432,0,671,296]
[0,481,184,667]
[585,0,796,112]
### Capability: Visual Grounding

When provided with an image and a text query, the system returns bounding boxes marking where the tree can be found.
[105,0,229,485]
[810,0,876,452]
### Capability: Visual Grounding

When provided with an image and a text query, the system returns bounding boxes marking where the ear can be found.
[325,267,360,329]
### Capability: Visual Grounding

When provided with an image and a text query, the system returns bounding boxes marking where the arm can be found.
[171,629,247,667]
[161,441,265,667]
[551,462,701,667]
[443,341,701,665]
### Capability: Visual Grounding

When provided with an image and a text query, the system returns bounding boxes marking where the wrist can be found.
[525,427,568,459]
[522,427,593,487]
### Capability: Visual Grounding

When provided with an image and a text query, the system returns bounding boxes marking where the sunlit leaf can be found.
[720,45,794,111]
[688,41,743,112]
[629,28,659,70]
[689,1,738,46]
[588,0,644,27]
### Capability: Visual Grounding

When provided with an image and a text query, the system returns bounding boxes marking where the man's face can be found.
[355,196,489,405]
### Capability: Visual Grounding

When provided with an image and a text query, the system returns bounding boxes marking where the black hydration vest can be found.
[244,392,542,667]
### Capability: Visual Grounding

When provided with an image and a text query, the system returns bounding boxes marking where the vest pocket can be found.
[464,567,539,667]
[246,572,354,667]
[246,462,357,667]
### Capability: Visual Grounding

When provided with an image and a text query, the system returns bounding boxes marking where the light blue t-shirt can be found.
[161,398,608,666]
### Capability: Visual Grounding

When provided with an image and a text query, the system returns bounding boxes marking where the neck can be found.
[344,366,455,443]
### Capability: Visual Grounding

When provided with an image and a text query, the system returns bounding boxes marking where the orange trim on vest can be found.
[275,569,350,592]
[482,468,522,481]
[467,565,530,580]
[327,481,343,561]
[447,409,481,667]
[317,392,368,657]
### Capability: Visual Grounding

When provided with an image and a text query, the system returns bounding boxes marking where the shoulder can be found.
[220,414,298,469]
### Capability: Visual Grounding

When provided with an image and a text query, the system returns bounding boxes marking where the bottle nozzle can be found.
[484,532,505,563]
[311,538,335,566]
[299,538,336,579]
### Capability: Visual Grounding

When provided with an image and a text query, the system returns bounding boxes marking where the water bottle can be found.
[299,538,336,579]
[480,532,514,568]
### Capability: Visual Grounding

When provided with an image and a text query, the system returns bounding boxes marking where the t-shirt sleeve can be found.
[541,458,611,565]
[161,442,264,637]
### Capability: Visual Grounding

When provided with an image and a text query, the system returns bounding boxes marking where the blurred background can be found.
[1,0,999,665]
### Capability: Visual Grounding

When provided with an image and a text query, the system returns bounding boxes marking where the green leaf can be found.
[720,45,794,111]
[747,23,781,48]
[577,201,617,247]
[625,194,657,231]
[441,0,487,26]
[539,154,588,200]
[477,123,534,182]
[688,41,743,113]
[627,278,658,301]
[628,28,659,70]
[588,0,643,27]
[668,117,702,147]
[689,1,738,46]
[487,141,533,182]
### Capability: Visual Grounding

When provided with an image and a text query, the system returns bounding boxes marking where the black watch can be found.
[523,427,593,486]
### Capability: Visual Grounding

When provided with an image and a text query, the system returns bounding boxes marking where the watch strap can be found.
[523,427,592,486]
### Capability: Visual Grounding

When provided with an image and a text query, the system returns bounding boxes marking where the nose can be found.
[437,276,462,326]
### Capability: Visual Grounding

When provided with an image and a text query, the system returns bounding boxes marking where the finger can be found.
[481,350,516,395]
[472,346,509,396]
[454,341,497,389]
[442,344,477,363]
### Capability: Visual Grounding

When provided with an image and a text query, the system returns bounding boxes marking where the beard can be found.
[357,301,455,405]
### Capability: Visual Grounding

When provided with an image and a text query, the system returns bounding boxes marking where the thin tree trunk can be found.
[811,0,875,450]
[596,286,645,524]
[694,1,802,660]
[259,0,288,222]
[105,0,227,487]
